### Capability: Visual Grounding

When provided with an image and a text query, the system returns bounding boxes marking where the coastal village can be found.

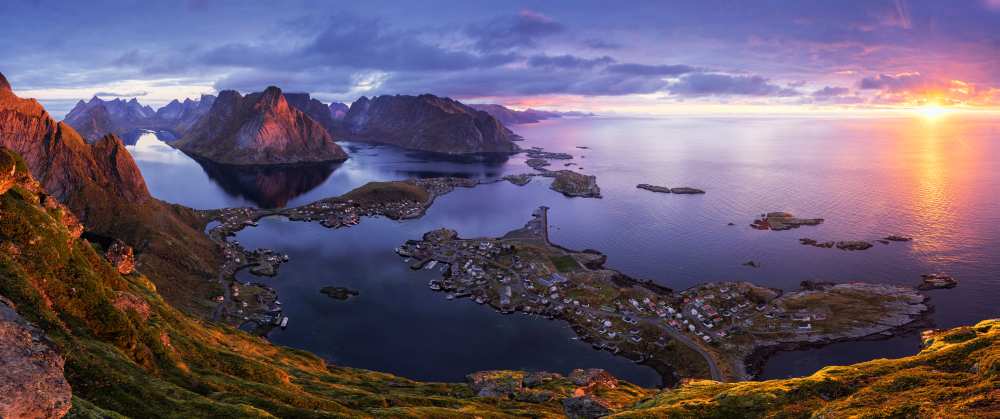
[395,207,931,382]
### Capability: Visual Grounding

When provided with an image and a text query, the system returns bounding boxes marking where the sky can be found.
[2,0,1000,117]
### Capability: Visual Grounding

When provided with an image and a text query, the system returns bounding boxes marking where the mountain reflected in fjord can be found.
[192,157,341,208]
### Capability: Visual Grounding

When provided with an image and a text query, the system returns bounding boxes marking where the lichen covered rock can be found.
[0,297,72,419]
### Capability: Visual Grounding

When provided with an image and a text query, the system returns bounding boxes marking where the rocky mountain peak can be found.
[342,93,520,154]
[176,86,347,165]
[0,72,12,92]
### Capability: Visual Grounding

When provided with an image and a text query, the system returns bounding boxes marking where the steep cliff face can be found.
[329,101,349,120]
[176,87,348,165]
[343,94,521,154]
[64,95,215,143]
[0,80,150,209]
[284,92,337,134]
[153,94,216,135]
[0,72,222,316]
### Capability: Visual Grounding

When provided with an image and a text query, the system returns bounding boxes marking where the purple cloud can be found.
[527,54,615,69]
[669,73,799,97]
[467,10,564,52]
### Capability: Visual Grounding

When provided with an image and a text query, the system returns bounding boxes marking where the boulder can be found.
[466,371,524,398]
[568,368,618,388]
[106,239,136,274]
[562,396,613,419]
[522,371,562,388]
[0,296,72,419]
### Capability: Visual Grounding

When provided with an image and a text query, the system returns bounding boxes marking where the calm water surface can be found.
[129,115,1000,384]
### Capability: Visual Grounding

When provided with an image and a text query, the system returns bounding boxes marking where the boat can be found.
[279,317,289,328]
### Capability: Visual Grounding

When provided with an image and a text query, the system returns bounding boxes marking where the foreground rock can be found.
[751,211,824,230]
[175,86,348,165]
[342,94,520,154]
[0,296,72,419]
[104,239,136,274]
[918,273,958,290]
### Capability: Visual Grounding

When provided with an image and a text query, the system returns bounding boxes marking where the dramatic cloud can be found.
[1,1,998,111]
[859,72,931,92]
[607,64,698,76]
[668,73,799,97]
[467,10,564,52]
[95,90,149,97]
[527,54,615,69]
[812,86,851,97]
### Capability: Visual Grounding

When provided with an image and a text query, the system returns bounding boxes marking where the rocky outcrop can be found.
[919,273,958,290]
[105,239,136,274]
[751,211,824,230]
[562,396,613,419]
[466,371,524,398]
[64,95,215,143]
[0,296,72,419]
[546,170,601,198]
[0,147,15,194]
[342,94,520,154]
[329,102,349,120]
[176,86,348,165]
[319,286,359,300]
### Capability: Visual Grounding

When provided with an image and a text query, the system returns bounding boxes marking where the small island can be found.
[546,170,601,198]
[395,207,929,382]
[918,273,958,290]
[321,286,360,300]
[751,211,824,230]
[636,184,705,194]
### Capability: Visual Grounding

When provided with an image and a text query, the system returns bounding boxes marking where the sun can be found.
[916,103,949,119]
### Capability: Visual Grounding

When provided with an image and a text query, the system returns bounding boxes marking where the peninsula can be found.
[396,207,930,383]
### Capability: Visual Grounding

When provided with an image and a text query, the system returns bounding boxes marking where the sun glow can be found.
[916,103,950,119]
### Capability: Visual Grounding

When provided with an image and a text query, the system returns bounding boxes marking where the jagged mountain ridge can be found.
[174,86,348,165]
[343,94,521,154]
[470,103,595,125]
[64,95,216,144]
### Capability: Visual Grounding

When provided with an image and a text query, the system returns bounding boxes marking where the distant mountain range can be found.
[174,86,348,166]
[64,95,216,144]
[469,103,594,125]
[62,90,533,162]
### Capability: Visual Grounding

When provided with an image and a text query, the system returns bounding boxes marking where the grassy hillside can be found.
[610,320,999,418]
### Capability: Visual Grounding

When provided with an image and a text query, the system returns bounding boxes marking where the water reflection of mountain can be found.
[192,157,340,208]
